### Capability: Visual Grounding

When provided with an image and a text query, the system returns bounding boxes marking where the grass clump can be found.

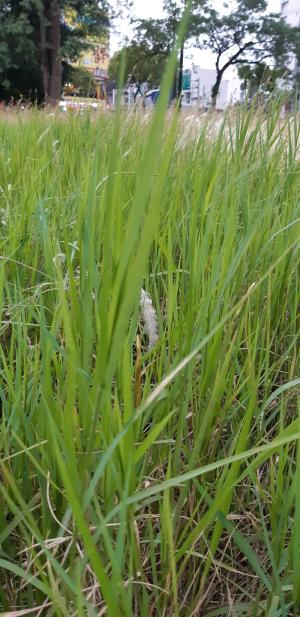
[0,103,298,617]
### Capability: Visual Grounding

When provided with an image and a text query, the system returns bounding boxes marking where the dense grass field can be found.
[0,100,299,617]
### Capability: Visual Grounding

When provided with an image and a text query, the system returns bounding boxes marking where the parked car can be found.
[59,96,105,112]
[143,89,160,107]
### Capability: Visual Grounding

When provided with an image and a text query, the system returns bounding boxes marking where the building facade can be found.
[281,0,300,75]
[76,39,109,82]
[182,66,241,110]
[64,9,110,90]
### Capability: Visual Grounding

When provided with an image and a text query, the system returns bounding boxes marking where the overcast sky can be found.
[132,0,281,19]
[111,0,282,73]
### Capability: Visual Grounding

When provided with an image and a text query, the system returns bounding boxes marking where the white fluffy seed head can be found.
[140,288,159,350]
[53,253,66,268]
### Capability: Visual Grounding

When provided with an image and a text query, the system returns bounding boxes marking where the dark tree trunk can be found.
[211,71,223,108]
[40,6,50,100]
[49,0,62,104]
[39,0,62,105]
[133,81,143,102]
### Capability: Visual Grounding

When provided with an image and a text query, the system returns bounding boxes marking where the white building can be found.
[281,0,300,26]
[182,66,241,110]
[281,0,300,74]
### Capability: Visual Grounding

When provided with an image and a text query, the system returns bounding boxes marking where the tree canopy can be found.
[1,0,299,105]
[0,0,41,100]
[126,0,299,106]
[131,0,206,98]
[0,0,109,103]
[238,62,289,101]
[200,0,299,104]
[108,42,167,88]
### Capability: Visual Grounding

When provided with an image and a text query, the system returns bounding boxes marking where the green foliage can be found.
[0,93,299,615]
[0,0,109,102]
[130,0,299,104]
[0,0,45,100]
[61,0,109,59]
[108,43,166,86]
[199,0,299,102]
[133,0,206,57]
[129,1,206,97]
[0,1,37,80]
[63,64,97,97]
[239,62,289,99]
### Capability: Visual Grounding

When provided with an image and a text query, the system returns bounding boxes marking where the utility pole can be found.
[177,43,184,106]
[168,0,188,105]
[177,0,188,107]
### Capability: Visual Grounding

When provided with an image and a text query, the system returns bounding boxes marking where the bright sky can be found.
[110,0,282,72]
[133,0,281,18]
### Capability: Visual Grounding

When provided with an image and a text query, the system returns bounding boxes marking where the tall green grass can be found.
[0,101,298,616]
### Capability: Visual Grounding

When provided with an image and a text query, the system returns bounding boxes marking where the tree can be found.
[108,42,167,89]
[63,64,97,97]
[238,62,289,101]
[125,0,299,107]
[0,0,110,104]
[38,0,109,104]
[200,0,299,106]
[133,0,206,99]
[0,1,41,100]
[131,17,178,99]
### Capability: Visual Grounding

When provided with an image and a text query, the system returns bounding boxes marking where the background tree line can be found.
[109,0,300,106]
[0,0,110,103]
[0,0,299,105]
